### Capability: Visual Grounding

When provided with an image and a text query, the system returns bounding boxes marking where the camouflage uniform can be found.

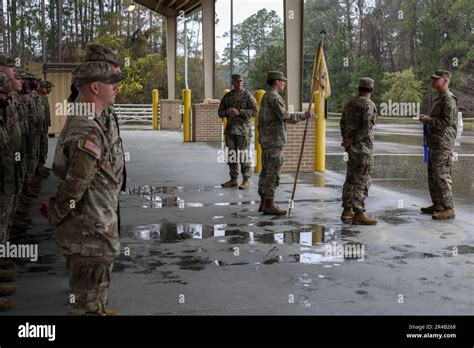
[427,89,458,209]
[38,93,51,167]
[340,86,378,213]
[8,88,29,228]
[0,73,21,242]
[23,90,43,185]
[10,91,29,190]
[49,61,123,315]
[84,44,127,232]
[258,86,306,200]
[218,88,258,179]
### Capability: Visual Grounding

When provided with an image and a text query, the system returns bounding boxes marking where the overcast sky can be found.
[214,0,284,55]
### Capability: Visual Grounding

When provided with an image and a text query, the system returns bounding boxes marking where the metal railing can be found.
[114,104,156,128]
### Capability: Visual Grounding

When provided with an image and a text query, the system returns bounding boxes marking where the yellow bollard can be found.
[152,89,159,130]
[254,90,265,173]
[223,89,230,132]
[314,90,326,172]
[183,89,191,142]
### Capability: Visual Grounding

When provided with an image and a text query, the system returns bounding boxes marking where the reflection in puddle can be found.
[122,184,342,209]
[130,222,343,247]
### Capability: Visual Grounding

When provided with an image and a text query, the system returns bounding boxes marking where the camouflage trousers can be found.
[258,147,283,200]
[225,134,252,179]
[0,194,16,242]
[39,132,48,165]
[428,149,454,208]
[342,151,374,213]
[26,134,40,183]
[66,255,114,315]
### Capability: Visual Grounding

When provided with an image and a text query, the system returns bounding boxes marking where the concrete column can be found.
[166,16,177,99]
[202,0,215,100]
[283,0,304,111]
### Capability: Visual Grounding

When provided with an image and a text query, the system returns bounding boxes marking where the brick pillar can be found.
[160,99,182,130]
[192,102,221,142]
[281,118,315,173]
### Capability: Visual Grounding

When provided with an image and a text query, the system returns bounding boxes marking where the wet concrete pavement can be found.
[4,124,473,315]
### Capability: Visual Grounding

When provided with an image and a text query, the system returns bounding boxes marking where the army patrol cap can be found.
[15,67,26,79]
[39,80,55,88]
[0,72,11,94]
[359,77,375,89]
[0,54,16,67]
[267,71,287,82]
[231,74,242,81]
[85,44,119,66]
[431,70,451,80]
[72,61,122,86]
[22,71,39,80]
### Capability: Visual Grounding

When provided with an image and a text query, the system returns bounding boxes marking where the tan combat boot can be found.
[0,298,14,311]
[0,260,15,270]
[258,199,266,212]
[238,178,250,190]
[263,198,286,216]
[86,302,119,316]
[341,207,354,221]
[221,178,238,188]
[0,271,16,282]
[352,211,377,225]
[104,308,119,316]
[432,208,455,220]
[0,284,16,296]
[420,204,443,214]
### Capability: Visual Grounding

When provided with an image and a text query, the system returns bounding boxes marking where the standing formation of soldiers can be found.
[0,54,54,311]
[0,37,458,315]
[219,71,458,223]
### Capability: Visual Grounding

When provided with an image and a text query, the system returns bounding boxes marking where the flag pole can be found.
[289,31,326,216]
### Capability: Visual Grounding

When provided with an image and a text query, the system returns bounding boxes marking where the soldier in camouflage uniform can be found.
[20,73,45,199]
[37,80,55,178]
[83,44,127,234]
[258,71,311,215]
[46,61,123,315]
[9,69,32,230]
[0,68,22,239]
[340,78,378,225]
[0,72,19,311]
[218,74,258,190]
[419,70,458,220]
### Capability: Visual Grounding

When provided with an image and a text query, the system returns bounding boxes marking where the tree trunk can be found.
[90,0,94,40]
[57,0,62,62]
[10,0,16,55]
[356,0,364,58]
[41,0,46,62]
[0,0,5,53]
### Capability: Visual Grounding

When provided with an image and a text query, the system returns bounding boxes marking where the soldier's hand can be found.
[419,114,429,124]
[304,111,314,119]
[341,138,352,150]
[232,108,240,116]
[227,108,238,117]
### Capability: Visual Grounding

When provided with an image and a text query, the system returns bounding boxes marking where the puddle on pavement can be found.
[129,222,346,247]
[376,209,420,225]
[122,184,342,209]
[446,245,474,255]
[122,185,226,197]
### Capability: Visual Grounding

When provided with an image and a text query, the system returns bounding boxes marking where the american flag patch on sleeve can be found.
[84,139,101,157]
